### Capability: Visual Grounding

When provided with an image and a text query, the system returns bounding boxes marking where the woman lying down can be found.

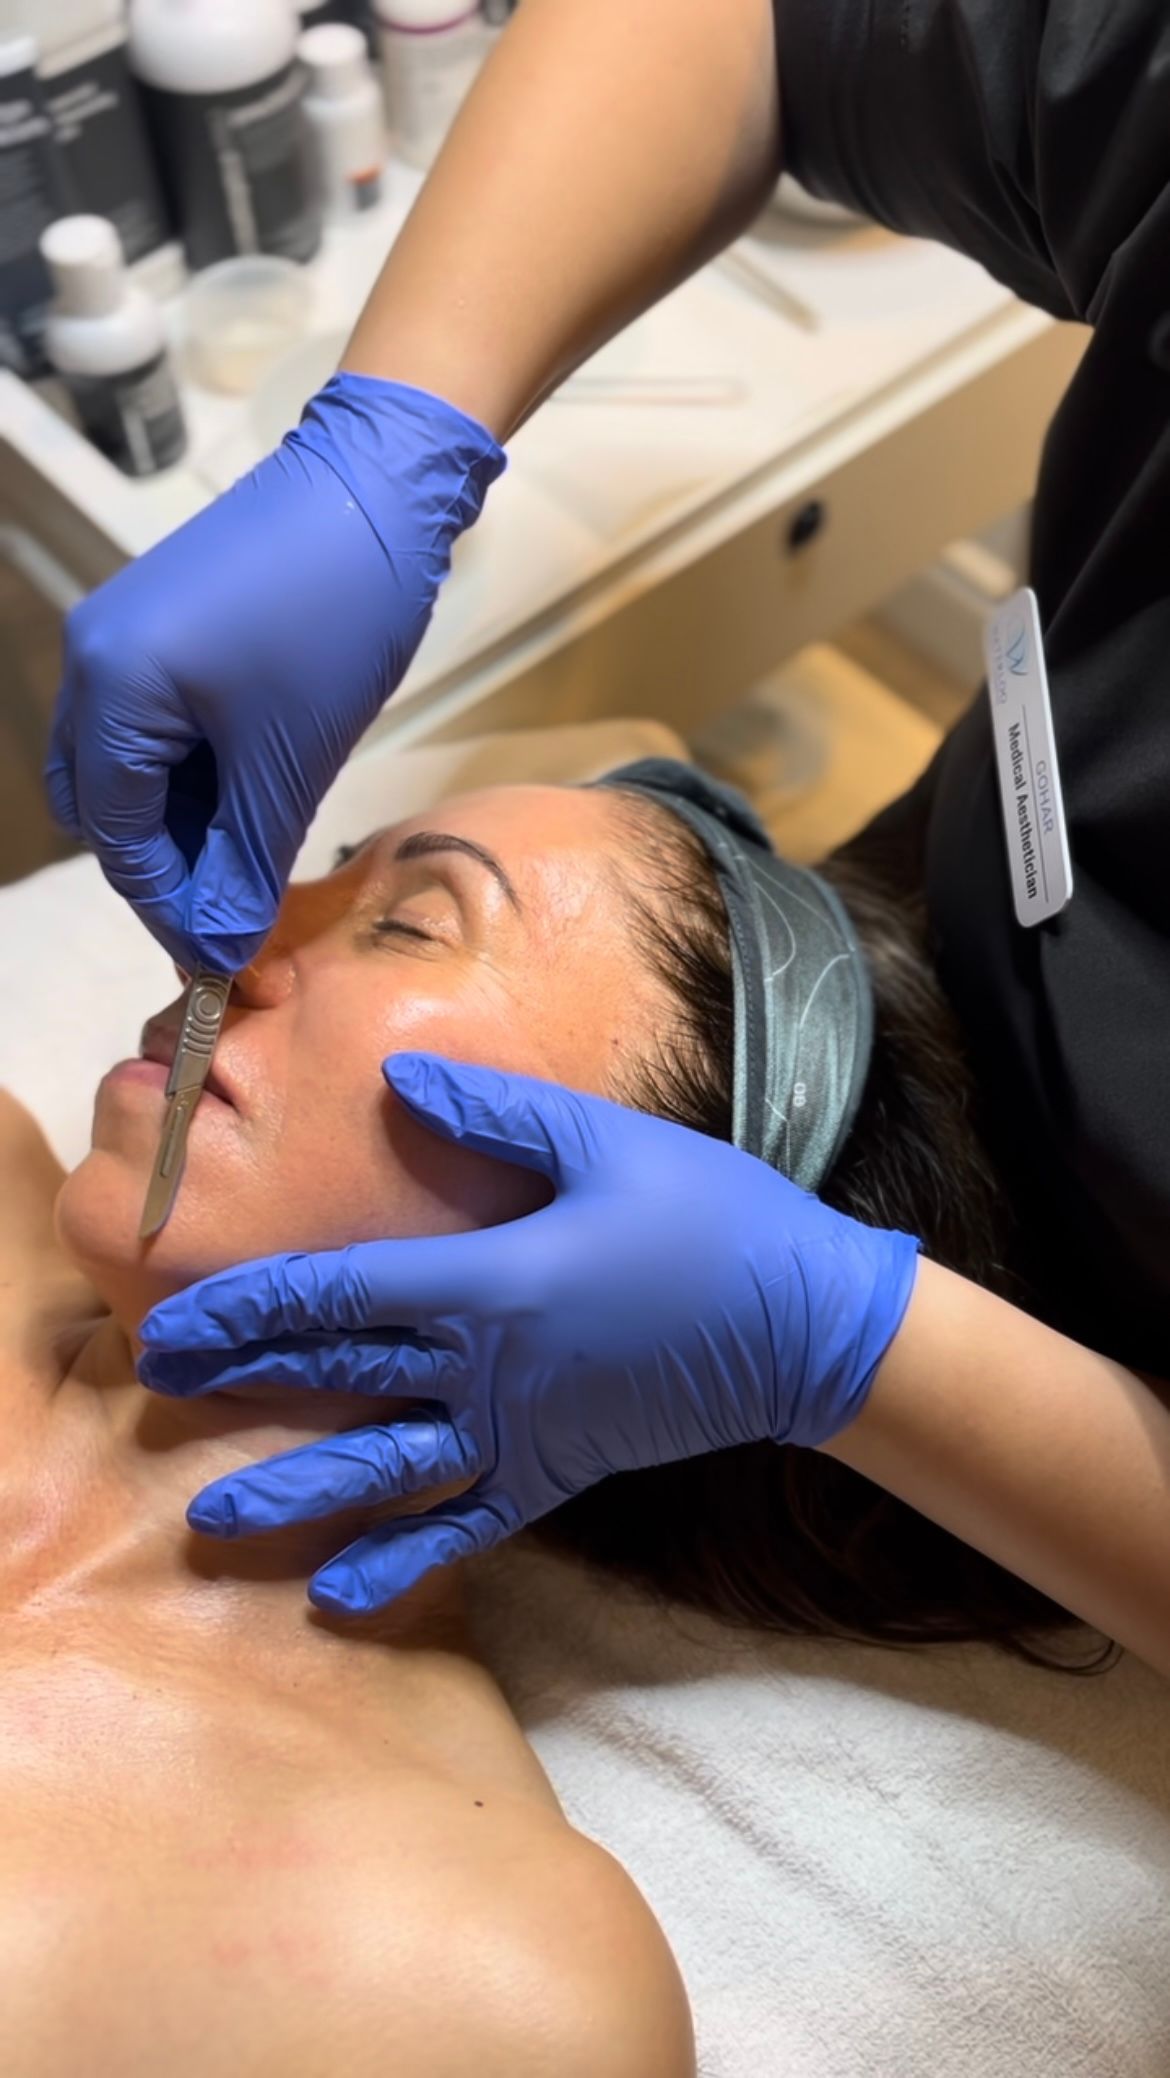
[5,758,1168,2072]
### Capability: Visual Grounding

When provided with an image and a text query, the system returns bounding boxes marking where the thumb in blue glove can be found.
[47,376,505,973]
[137,1054,920,1615]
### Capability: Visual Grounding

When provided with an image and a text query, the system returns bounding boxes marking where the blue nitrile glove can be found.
[46,375,505,973]
[137,1054,921,1616]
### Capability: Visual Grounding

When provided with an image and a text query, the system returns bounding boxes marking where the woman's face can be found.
[56,784,669,1327]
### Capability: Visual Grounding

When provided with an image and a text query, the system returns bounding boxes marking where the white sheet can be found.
[473,1544,1170,2078]
[4,715,1169,2078]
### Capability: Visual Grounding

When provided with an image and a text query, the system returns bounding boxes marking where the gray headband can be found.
[597,759,873,1191]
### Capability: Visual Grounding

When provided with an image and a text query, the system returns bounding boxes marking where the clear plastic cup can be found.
[183,256,314,395]
[248,327,346,451]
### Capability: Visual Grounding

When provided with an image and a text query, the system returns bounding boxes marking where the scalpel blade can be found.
[139,1087,200,1240]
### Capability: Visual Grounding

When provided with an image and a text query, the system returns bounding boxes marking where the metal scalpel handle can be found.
[165,970,233,1097]
[140,969,232,1241]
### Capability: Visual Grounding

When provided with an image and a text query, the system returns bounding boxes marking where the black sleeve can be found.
[779,1,1170,1372]
[779,0,1170,324]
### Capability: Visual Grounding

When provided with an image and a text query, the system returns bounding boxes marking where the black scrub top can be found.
[778,0,1170,1376]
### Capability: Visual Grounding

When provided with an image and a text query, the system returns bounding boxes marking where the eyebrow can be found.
[393,829,523,913]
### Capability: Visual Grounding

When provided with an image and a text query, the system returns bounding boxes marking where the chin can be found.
[54,1148,201,1331]
[57,1061,251,1329]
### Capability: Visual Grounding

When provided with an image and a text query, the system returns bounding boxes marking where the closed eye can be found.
[335,839,445,946]
[371,917,433,943]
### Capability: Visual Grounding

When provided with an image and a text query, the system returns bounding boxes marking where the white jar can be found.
[373,0,485,172]
[299,22,386,221]
[41,213,187,475]
[127,0,321,271]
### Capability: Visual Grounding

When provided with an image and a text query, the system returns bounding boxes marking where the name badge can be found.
[983,587,1073,927]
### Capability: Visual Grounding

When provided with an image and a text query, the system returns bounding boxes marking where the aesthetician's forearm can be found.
[821,1260,1170,1677]
[343,0,782,437]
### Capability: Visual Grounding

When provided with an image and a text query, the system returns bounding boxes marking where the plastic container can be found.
[41,212,187,475]
[295,0,370,23]
[0,35,67,376]
[299,22,386,220]
[127,0,321,272]
[373,0,485,171]
[183,253,313,394]
[1,0,172,268]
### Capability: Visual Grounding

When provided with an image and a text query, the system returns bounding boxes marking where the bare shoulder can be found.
[0,1088,65,1259]
[311,1786,695,2078]
[533,1826,696,2078]
[1138,1371,1170,1409]
[465,1809,695,2078]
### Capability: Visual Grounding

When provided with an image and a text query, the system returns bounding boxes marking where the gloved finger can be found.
[139,1230,505,1351]
[308,1494,517,1615]
[138,1330,463,1401]
[186,1416,480,1537]
[73,722,191,917]
[186,770,303,975]
[384,1053,599,1187]
[44,683,82,840]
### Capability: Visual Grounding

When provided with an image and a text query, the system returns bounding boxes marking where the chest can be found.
[0,1643,412,2077]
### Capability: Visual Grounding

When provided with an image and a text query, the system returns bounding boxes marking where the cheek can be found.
[278,973,552,1242]
[256,1071,544,1249]
[378,1088,547,1238]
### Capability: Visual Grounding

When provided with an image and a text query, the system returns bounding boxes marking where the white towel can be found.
[472,1541,1170,2078]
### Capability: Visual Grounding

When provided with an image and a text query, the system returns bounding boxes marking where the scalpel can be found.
[139,968,232,1241]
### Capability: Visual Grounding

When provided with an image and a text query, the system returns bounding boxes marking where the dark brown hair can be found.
[537,788,1115,1672]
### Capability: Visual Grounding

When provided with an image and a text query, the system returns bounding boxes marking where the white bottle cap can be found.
[0,34,39,77]
[297,21,370,97]
[40,215,126,319]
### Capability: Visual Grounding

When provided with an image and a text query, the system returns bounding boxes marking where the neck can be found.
[24,1310,458,1692]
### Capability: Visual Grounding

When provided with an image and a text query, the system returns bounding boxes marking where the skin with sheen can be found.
[56,784,670,1320]
[1,784,695,2078]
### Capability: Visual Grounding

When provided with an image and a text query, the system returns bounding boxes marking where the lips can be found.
[138,1023,241,1112]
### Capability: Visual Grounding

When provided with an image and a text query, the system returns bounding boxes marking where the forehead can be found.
[398,781,613,852]
[400,783,670,1086]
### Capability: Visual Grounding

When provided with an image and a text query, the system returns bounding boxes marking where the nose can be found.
[228,873,350,1009]
[231,939,293,1010]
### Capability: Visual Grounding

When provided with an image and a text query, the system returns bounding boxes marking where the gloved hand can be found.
[46,375,505,973]
[138,1054,921,1615]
